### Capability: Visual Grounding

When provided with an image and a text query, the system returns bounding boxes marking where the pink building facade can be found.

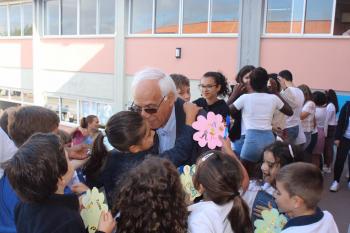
[0,0,349,125]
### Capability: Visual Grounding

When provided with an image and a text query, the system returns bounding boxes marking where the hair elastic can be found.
[103,136,114,152]
[288,144,295,159]
[230,192,240,199]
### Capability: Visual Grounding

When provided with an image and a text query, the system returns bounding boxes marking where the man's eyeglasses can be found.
[198,84,217,90]
[129,96,166,114]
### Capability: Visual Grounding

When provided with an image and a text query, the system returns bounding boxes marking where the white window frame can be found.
[0,1,33,39]
[128,0,239,38]
[45,94,113,127]
[263,0,340,38]
[0,87,34,105]
[42,0,115,38]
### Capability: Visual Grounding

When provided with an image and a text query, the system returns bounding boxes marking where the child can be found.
[170,73,191,102]
[2,133,116,233]
[83,104,199,206]
[242,141,302,221]
[188,150,252,233]
[275,162,339,233]
[112,156,188,233]
[194,71,230,119]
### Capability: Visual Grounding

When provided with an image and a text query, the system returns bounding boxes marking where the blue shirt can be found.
[156,106,176,153]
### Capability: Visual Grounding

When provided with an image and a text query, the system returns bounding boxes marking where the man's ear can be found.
[129,145,141,153]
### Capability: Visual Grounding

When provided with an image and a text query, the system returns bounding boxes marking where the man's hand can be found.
[97,211,116,233]
[184,102,201,125]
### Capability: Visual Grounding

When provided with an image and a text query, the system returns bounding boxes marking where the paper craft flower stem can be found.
[192,112,225,149]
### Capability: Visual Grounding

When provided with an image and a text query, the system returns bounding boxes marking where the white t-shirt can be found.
[188,201,234,233]
[0,128,17,178]
[233,93,284,130]
[281,211,339,233]
[326,103,337,126]
[281,87,304,128]
[301,101,316,133]
[315,107,327,128]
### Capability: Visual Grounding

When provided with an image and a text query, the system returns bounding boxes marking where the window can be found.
[333,0,350,35]
[9,5,21,36]
[23,91,34,103]
[61,0,77,35]
[211,0,240,33]
[9,90,22,102]
[45,0,60,35]
[130,0,153,34]
[155,0,179,34]
[0,6,7,36]
[81,100,112,125]
[265,0,335,35]
[304,0,333,34]
[0,88,9,99]
[45,96,60,116]
[129,0,240,35]
[80,0,97,34]
[44,0,115,35]
[23,4,33,35]
[99,0,115,34]
[183,0,209,33]
[61,98,78,123]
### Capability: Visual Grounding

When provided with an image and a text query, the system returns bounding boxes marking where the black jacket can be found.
[153,98,208,166]
[14,194,104,233]
[335,101,350,140]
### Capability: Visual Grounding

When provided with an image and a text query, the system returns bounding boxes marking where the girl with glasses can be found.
[193,72,230,120]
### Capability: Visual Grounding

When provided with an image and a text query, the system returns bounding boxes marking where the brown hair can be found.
[9,106,60,147]
[276,162,323,209]
[193,150,253,233]
[80,115,97,129]
[84,111,147,181]
[298,84,313,103]
[0,106,18,136]
[170,73,190,89]
[3,133,67,203]
[113,156,188,233]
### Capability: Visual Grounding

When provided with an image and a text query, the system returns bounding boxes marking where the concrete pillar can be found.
[237,0,265,69]
[113,0,127,112]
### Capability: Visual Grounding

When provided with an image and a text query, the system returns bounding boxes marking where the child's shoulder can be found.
[281,209,339,233]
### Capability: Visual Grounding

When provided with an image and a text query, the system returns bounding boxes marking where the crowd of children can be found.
[0,66,345,233]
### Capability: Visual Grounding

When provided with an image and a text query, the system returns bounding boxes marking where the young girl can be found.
[312,91,328,168]
[323,89,338,173]
[227,65,255,154]
[194,71,230,119]
[188,150,252,233]
[72,115,99,146]
[83,104,199,206]
[229,67,293,170]
[298,84,316,151]
[112,156,188,233]
[242,141,302,222]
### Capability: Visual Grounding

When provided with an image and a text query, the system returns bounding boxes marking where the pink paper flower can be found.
[192,112,225,149]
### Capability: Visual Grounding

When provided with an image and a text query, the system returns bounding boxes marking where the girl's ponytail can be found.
[83,132,109,181]
[228,195,253,233]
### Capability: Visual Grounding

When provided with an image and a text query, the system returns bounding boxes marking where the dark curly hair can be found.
[235,65,255,84]
[203,71,229,97]
[113,156,188,233]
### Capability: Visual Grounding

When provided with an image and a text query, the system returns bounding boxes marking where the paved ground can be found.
[319,167,350,233]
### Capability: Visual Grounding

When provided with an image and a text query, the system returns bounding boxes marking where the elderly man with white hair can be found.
[130,68,206,166]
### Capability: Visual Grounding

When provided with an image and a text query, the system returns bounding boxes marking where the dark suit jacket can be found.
[153,98,208,166]
[335,101,350,140]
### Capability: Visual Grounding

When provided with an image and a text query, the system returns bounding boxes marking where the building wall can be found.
[260,37,350,92]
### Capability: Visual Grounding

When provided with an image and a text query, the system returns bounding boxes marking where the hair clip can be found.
[101,130,106,137]
[103,136,114,152]
[201,152,214,162]
[288,144,295,159]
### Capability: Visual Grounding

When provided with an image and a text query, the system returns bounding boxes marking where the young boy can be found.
[274,162,339,233]
[170,73,191,102]
[3,133,115,233]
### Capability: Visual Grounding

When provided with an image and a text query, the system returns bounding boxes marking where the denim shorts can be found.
[240,129,275,162]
